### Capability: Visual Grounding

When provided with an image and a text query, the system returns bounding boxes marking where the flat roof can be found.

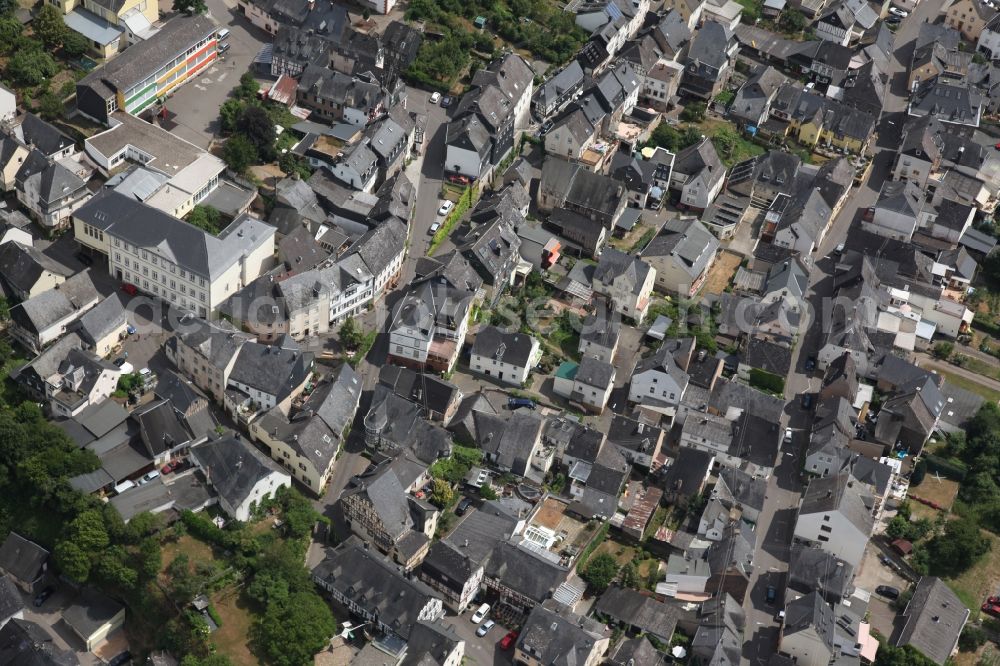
[88,112,207,176]
[65,7,124,46]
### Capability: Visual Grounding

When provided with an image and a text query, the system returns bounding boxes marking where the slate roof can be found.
[443,499,522,565]
[643,216,719,280]
[517,601,609,663]
[662,446,714,499]
[579,311,620,351]
[0,574,23,622]
[799,472,874,536]
[485,542,570,604]
[471,326,537,368]
[401,621,462,666]
[14,114,74,157]
[0,241,72,297]
[687,20,730,71]
[74,190,275,281]
[228,340,313,402]
[0,533,47,586]
[311,539,440,641]
[79,15,217,95]
[909,77,983,126]
[575,355,615,389]
[190,434,287,512]
[73,293,126,348]
[594,247,653,296]
[593,586,680,640]
[10,270,98,337]
[784,591,835,654]
[419,540,480,596]
[895,576,970,665]
[743,338,792,376]
[345,217,407,278]
[788,543,854,601]
[173,317,251,371]
[0,619,77,666]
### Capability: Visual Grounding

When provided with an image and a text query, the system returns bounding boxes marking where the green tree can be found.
[173,0,208,14]
[186,205,222,235]
[236,71,259,100]
[222,135,258,174]
[910,460,926,486]
[254,592,337,666]
[62,30,89,58]
[32,5,66,48]
[68,509,110,552]
[712,128,740,162]
[932,342,954,359]
[0,296,9,321]
[94,546,139,590]
[958,625,987,652]
[680,102,706,123]
[181,655,235,666]
[922,516,990,577]
[279,487,325,541]
[873,640,938,666]
[338,317,364,349]
[0,17,22,54]
[236,104,276,161]
[778,8,806,33]
[430,479,455,508]
[36,92,63,121]
[581,553,619,592]
[54,540,91,582]
[620,561,639,589]
[219,98,246,133]
[137,538,162,580]
[479,485,498,500]
[7,48,59,86]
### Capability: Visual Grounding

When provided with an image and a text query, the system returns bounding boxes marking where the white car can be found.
[476,619,496,637]
[429,92,442,104]
[784,427,793,443]
[471,603,491,624]
[438,200,455,216]
[889,6,908,16]
[429,222,441,234]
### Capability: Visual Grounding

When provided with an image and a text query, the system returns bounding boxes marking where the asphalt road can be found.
[738,5,946,661]
[158,0,270,148]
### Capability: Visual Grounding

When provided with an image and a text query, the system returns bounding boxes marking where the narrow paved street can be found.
[739,5,944,660]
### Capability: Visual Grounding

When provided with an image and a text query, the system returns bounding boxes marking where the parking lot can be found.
[157,0,270,149]
[854,546,909,635]
[446,608,515,666]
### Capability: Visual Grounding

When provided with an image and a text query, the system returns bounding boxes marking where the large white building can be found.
[85,112,227,219]
[73,190,275,316]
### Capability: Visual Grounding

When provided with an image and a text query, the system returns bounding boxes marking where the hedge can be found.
[924,454,968,482]
[748,368,785,394]
[206,605,224,628]
[575,522,610,571]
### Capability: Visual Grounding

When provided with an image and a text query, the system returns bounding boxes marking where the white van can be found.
[114,480,135,495]
[217,28,230,41]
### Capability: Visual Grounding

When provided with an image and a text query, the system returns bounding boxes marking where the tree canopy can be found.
[581,553,619,592]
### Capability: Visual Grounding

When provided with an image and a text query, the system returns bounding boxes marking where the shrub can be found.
[206,605,223,628]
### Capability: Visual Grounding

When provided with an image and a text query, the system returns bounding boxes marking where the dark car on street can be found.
[456,497,473,516]
[34,586,54,607]
[876,585,900,599]
[765,585,777,604]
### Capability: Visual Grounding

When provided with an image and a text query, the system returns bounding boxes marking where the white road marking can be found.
[201,77,213,84]
[217,72,228,82]
[194,84,206,91]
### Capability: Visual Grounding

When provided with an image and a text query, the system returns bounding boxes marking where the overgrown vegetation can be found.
[186,206,224,236]
[220,72,308,178]
[405,0,586,89]
[429,445,484,485]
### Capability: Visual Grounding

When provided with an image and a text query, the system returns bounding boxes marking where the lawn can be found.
[907,477,960,521]
[946,529,1000,617]
[593,540,637,566]
[211,589,258,665]
[960,355,1000,383]
[160,534,217,581]
[934,368,1000,404]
